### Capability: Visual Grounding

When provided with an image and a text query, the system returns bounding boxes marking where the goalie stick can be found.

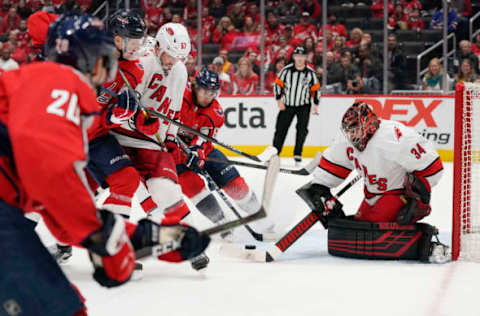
[206,151,322,176]
[135,155,280,260]
[176,136,278,242]
[220,173,362,262]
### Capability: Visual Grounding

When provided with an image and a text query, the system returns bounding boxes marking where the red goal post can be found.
[453,82,480,261]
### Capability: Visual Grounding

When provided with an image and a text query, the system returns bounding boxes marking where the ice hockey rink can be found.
[36,159,479,316]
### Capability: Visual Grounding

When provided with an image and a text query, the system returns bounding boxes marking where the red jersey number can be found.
[410,143,426,159]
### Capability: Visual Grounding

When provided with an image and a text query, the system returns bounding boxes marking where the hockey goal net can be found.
[453,82,480,261]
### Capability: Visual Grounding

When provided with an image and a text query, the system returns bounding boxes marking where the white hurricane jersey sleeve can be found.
[313,120,443,204]
[313,133,354,188]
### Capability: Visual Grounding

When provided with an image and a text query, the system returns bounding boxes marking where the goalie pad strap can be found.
[328,218,435,262]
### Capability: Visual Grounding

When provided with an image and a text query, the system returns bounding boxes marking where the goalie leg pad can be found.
[328,218,437,262]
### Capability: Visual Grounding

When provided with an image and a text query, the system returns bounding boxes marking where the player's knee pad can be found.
[146,177,183,212]
[178,170,206,198]
[327,218,437,262]
[195,193,225,223]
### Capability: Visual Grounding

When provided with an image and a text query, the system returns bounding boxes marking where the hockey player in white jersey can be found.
[110,23,210,270]
[297,102,449,262]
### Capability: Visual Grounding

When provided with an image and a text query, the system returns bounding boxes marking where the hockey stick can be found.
[206,151,322,176]
[220,173,362,262]
[176,137,276,242]
[135,155,280,260]
[141,106,263,162]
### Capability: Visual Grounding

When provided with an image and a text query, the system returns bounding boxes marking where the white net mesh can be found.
[459,82,480,261]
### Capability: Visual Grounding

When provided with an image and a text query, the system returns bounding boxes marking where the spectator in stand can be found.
[346,74,368,94]
[209,0,227,19]
[451,40,479,75]
[171,13,182,23]
[245,3,260,24]
[387,34,407,91]
[219,49,236,74]
[363,62,382,94]
[265,10,284,46]
[237,15,260,50]
[370,0,394,18]
[339,53,360,92]
[283,24,297,47]
[17,0,33,20]
[231,57,258,95]
[323,51,344,84]
[275,35,294,61]
[332,36,346,61]
[453,58,477,86]
[228,2,246,30]
[183,0,196,21]
[346,28,363,48]
[0,0,10,22]
[318,12,347,39]
[273,47,289,65]
[360,33,373,48]
[8,32,28,65]
[421,58,450,91]
[212,16,237,51]
[304,37,315,64]
[401,0,422,16]
[301,0,321,20]
[0,43,19,70]
[145,0,163,34]
[160,5,173,26]
[246,49,260,75]
[388,3,407,30]
[407,8,424,31]
[472,33,480,56]
[316,30,335,55]
[430,2,458,33]
[1,7,21,35]
[292,12,317,47]
[265,57,286,93]
[211,56,233,95]
[185,54,197,84]
[15,19,30,49]
[452,0,472,17]
[275,0,300,19]
[355,45,381,79]
[166,0,184,11]
[201,7,215,42]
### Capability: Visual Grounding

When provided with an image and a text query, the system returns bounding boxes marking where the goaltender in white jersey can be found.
[313,102,443,223]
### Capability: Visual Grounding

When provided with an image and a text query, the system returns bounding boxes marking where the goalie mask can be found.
[341,102,380,152]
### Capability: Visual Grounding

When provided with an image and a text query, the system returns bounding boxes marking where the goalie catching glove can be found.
[296,182,345,228]
[397,173,432,225]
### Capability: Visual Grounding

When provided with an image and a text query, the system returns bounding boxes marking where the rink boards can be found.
[216,94,455,161]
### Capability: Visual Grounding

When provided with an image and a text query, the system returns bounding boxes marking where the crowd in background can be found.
[0,0,479,95]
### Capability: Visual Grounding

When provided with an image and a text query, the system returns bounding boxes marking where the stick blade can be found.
[262,155,280,212]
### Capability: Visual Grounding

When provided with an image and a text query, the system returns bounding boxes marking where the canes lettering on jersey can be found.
[314,119,443,203]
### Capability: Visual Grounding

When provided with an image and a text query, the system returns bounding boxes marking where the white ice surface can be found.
[36,160,480,316]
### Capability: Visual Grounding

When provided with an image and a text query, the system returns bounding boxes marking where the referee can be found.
[273,46,320,165]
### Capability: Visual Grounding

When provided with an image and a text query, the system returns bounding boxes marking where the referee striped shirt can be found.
[274,63,320,107]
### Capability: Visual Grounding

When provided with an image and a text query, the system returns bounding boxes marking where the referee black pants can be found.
[272,105,311,157]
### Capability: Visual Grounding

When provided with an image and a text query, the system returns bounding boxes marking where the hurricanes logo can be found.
[166,27,174,35]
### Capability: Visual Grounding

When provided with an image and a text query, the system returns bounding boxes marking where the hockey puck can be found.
[245,245,256,250]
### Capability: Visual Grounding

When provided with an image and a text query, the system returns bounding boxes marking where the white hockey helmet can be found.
[155,22,191,63]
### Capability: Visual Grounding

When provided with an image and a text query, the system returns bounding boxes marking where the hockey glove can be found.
[106,90,138,125]
[185,146,206,173]
[397,173,432,224]
[130,217,210,263]
[296,182,345,228]
[81,210,136,288]
[135,108,160,135]
[164,134,186,164]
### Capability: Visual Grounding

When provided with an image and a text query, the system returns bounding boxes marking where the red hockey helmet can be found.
[341,102,380,151]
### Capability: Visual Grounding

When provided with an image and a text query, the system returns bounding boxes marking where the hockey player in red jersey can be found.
[0,14,209,315]
[297,102,449,262]
[177,68,275,238]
